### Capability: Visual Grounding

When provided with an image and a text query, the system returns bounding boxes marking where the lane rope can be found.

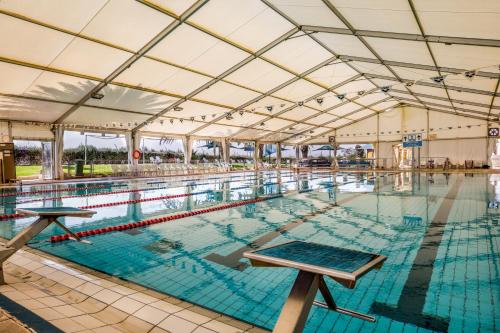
[50,195,282,243]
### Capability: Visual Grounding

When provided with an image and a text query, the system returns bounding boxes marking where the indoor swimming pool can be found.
[0,171,498,333]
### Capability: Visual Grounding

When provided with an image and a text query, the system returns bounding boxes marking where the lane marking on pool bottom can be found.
[49,194,283,243]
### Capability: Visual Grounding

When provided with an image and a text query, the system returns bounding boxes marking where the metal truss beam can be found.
[301,25,500,48]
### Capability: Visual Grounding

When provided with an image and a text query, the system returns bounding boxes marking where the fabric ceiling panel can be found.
[147,0,199,16]
[0,0,106,32]
[188,0,294,51]
[114,58,211,96]
[280,107,319,121]
[429,43,500,74]
[0,14,73,66]
[307,113,337,125]
[444,75,498,93]
[389,91,419,101]
[147,24,249,76]
[413,0,500,39]
[304,92,342,110]
[85,85,178,114]
[355,92,388,106]
[245,96,294,115]
[315,33,375,59]
[306,61,359,87]
[348,61,396,78]
[273,79,324,101]
[216,112,266,127]
[372,100,398,111]
[347,109,374,120]
[51,37,131,78]
[328,0,420,34]
[329,102,360,117]
[390,66,439,84]
[369,78,398,89]
[144,118,203,134]
[233,128,271,140]
[335,79,375,96]
[0,96,70,122]
[0,62,42,95]
[267,0,346,28]
[365,37,435,66]
[24,72,98,103]
[225,58,295,92]
[263,32,332,73]
[81,0,174,52]
[260,117,293,131]
[167,101,228,119]
[418,97,453,109]
[194,81,261,107]
[64,106,150,127]
[329,118,351,128]
[194,124,242,137]
[409,85,449,99]
[448,90,494,105]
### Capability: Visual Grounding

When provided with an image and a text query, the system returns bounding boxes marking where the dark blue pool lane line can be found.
[371,175,463,332]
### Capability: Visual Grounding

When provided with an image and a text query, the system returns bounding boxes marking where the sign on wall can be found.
[402,133,423,148]
[488,128,499,137]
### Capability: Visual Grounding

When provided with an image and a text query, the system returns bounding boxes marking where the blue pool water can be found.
[0,170,498,332]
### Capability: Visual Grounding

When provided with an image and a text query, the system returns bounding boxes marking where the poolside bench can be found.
[244,241,386,333]
[0,207,95,284]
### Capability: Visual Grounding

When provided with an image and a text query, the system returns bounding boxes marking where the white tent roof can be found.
[0,0,498,144]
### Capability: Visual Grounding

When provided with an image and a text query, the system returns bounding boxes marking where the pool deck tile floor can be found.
[0,246,268,333]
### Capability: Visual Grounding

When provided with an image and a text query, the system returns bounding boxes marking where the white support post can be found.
[276,143,282,168]
[221,138,230,164]
[183,136,193,165]
[53,126,64,180]
[254,141,260,170]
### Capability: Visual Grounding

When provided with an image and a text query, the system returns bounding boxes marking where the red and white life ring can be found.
[132,149,142,160]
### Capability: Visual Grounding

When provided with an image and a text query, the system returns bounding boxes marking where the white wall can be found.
[334,106,491,165]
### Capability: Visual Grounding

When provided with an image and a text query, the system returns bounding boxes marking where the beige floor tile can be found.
[149,300,184,314]
[92,278,118,288]
[188,306,221,320]
[176,309,212,325]
[91,306,128,325]
[110,285,136,296]
[57,290,88,304]
[1,290,31,301]
[216,316,252,331]
[93,289,123,305]
[32,307,66,321]
[72,314,107,329]
[193,327,217,333]
[149,327,171,333]
[76,281,104,296]
[19,288,50,299]
[112,296,145,314]
[15,299,47,310]
[128,292,157,304]
[114,316,153,333]
[53,304,85,317]
[50,318,87,332]
[244,327,270,333]
[44,282,71,296]
[158,315,198,333]
[38,296,67,307]
[73,298,107,314]
[203,320,244,333]
[133,305,169,325]
[59,275,86,289]
[93,325,124,333]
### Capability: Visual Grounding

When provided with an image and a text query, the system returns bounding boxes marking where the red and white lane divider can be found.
[0,184,108,198]
[50,195,282,243]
